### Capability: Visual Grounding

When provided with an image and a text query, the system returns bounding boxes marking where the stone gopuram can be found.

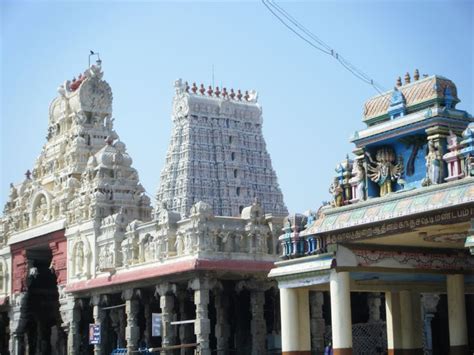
[0,61,287,355]
[157,80,288,218]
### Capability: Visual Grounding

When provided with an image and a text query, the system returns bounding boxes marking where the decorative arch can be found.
[71,237,92,278]
[29,190,53,226]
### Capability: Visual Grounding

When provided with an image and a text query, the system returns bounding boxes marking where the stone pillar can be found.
[280,287,311,355]
[177,289,193,355]
[367,292,381,322]
[399,291,423,354]
[250,288,266,355]
[330,271,352,354]
[421,293,440,355]
[156,283,176,355]
[122,289,140,354]
[9,293,28,355]
[309,291,325,354]
[189,277,211,355]
[447,274,469,355]
[59,296,81,355]
[213,284,229,355]
[385,291,402,355]
[143,298,152,348]
[91,295,107,355]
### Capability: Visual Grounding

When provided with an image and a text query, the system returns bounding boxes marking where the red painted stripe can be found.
[65,258,275,293]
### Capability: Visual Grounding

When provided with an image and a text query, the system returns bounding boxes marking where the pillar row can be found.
[280,287,311,355]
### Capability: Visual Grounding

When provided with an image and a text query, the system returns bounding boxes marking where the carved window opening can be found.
[236,187,241,196]
[234,169,238,178]
[226,119,230,128]
[229,136,232,144]
[239,205,244,214]
[231,152,235,161]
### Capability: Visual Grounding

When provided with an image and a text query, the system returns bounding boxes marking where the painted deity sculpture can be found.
[349,159,366,202]
[366,147,404,197]
[422,140,443,186]
[329,177,344,207]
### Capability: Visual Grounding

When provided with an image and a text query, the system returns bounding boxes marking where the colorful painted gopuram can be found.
[270,71,474,355]
[0,61,288,355]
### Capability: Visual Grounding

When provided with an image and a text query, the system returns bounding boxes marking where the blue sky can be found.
[1,0,473,214]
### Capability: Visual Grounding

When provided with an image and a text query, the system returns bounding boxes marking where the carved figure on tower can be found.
[422,140,443,186]
[366,147,404,197]
[349,158,366,202]
[329,177,344,207]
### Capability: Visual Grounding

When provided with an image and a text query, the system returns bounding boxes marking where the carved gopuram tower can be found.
[157,80,288,217]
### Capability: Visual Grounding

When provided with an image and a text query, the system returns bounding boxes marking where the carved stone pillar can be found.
[143,296,152,348]
[250,288,266,355]
[59,295,81,355]
[91,295,107,355]
[213,283,229,355]
[9,292,28,355]
[368,292,382,322]
[189,277,211,355]
[122,289,140,354]
[109,308,125,348]
[176,289,193,355]
[236,279,274,355]
[309,291,325,354]
[156,283,176,355]
[421,293,440,355]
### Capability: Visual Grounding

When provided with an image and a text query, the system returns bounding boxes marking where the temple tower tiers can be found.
[1,61,151,239]
[157,80,288,217]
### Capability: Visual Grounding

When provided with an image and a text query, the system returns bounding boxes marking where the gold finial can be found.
[404,72,411,84]
[414,69,420,81]
[396,76,402,87]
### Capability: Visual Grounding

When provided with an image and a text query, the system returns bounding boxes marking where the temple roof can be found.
[301,178,473,236]
[363,75,459,123]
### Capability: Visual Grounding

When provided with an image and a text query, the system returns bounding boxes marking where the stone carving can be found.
[329,177,344,207]
[366,147,404,196]
[422,140,443,186]
[349,158,366,203]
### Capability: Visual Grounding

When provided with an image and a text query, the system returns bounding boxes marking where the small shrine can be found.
[270,71,474,354]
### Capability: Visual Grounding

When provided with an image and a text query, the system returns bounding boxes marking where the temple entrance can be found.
[24,246,63,355]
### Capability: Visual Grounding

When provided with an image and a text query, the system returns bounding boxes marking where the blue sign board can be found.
[89,324,101,345]
[152,313,162,337]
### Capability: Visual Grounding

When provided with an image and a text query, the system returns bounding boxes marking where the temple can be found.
[0,61,473,355]
[270,70,474,354]
[0,62,287,354]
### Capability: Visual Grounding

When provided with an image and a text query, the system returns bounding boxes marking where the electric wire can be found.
[262,0,391,100]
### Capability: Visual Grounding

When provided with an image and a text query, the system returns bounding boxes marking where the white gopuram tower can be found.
[157,80,288,217]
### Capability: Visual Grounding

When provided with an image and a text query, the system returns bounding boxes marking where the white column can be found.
[447,274,468,354]
[330,271,352,353]
[399,291,422,352]
[297,288,311,352]
[280,287,306,353]
[385,291,402,352]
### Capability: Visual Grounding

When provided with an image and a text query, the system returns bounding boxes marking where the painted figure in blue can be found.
[423,140,442,185]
